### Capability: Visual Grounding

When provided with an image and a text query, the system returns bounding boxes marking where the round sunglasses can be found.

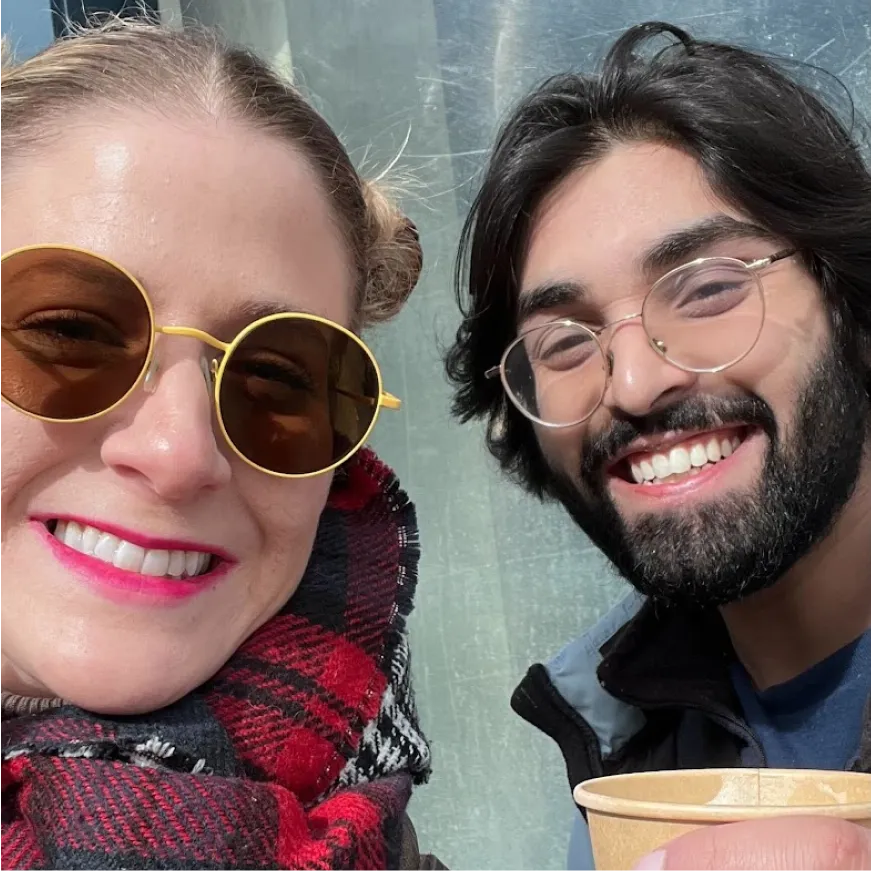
[1,244,400,478]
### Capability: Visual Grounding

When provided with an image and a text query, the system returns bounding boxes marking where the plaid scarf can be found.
[2,449,432,870]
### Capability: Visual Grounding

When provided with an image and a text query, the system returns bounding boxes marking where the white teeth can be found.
[669,446,691,475]
[64,521,84,552]
[185,551,201,578]
[50,521,214,580]
[628,431,745,483]
[652,454,671,478]
[142,549,171,577]
[94,533,121,562]
[706,438,722,463]
[167,550,186,578]
[689,444,708,468]
[81,525,100,556]
[113,540,146,572]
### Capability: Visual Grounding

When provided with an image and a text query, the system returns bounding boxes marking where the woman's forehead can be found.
[2,113,356,326]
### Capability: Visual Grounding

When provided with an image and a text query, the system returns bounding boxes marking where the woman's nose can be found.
[100,356,232,502]
[601,321,699,419]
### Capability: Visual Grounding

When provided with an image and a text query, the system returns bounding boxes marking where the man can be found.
[446,21,871,869]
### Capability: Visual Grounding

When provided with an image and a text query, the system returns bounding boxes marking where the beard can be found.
[547,341,870,609]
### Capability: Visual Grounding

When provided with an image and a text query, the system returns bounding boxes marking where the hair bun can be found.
[360,180,423,326]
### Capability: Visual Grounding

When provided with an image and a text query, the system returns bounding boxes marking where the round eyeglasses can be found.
[1,244,401,478]
[486,250,796,428]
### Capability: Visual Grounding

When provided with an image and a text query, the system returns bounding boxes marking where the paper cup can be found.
[573,768,871,870]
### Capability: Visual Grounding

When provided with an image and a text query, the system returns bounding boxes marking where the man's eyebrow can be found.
[516,280,588,326]
[515,216,776,326]
[640,215,776,276]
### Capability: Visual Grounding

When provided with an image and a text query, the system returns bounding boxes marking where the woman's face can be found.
[1,112,356,714]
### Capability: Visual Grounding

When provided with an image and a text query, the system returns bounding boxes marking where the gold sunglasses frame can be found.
[1,244,401,478]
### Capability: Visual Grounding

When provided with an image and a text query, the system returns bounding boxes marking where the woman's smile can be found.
[31,515,235,605]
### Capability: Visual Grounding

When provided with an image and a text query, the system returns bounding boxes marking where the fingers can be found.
[633,817,871,870]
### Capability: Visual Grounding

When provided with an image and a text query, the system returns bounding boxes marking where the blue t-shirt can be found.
[731,629,871,769]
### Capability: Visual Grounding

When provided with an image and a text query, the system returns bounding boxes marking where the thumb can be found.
[633,817,871,870]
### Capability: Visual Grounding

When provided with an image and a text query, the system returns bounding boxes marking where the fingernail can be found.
[633,849,666,870]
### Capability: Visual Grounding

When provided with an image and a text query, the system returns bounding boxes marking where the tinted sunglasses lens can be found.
[218,318,380,475]
[1,248,152,420]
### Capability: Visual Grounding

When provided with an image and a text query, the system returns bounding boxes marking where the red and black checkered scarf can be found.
[2,450,431,870]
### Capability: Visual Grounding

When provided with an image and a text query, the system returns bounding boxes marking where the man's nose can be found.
[601,320,699,419]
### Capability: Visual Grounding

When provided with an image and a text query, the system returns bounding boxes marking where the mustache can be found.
[579,393,778,481]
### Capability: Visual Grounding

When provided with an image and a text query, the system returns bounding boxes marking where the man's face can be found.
[518,141,869,607]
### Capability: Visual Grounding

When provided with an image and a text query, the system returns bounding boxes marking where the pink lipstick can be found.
[31,516,235,607]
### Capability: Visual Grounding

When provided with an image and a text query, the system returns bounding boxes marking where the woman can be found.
[1,18,439,870]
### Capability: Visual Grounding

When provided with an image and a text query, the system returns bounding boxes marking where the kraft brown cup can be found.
[573,768,871,870]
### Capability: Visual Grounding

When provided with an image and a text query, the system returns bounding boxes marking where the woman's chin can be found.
[61,684,197,716]
[18,651,229,716]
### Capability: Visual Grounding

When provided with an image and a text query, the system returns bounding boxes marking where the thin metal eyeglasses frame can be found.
[484,249,796,429]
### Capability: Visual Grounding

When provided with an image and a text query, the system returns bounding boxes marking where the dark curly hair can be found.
[445,21,871,497]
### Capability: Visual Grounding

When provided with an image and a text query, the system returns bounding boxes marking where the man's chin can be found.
[551,343,869,611]
[553,474,789,610]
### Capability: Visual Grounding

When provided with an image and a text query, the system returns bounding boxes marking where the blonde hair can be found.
[1,18,422,327]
